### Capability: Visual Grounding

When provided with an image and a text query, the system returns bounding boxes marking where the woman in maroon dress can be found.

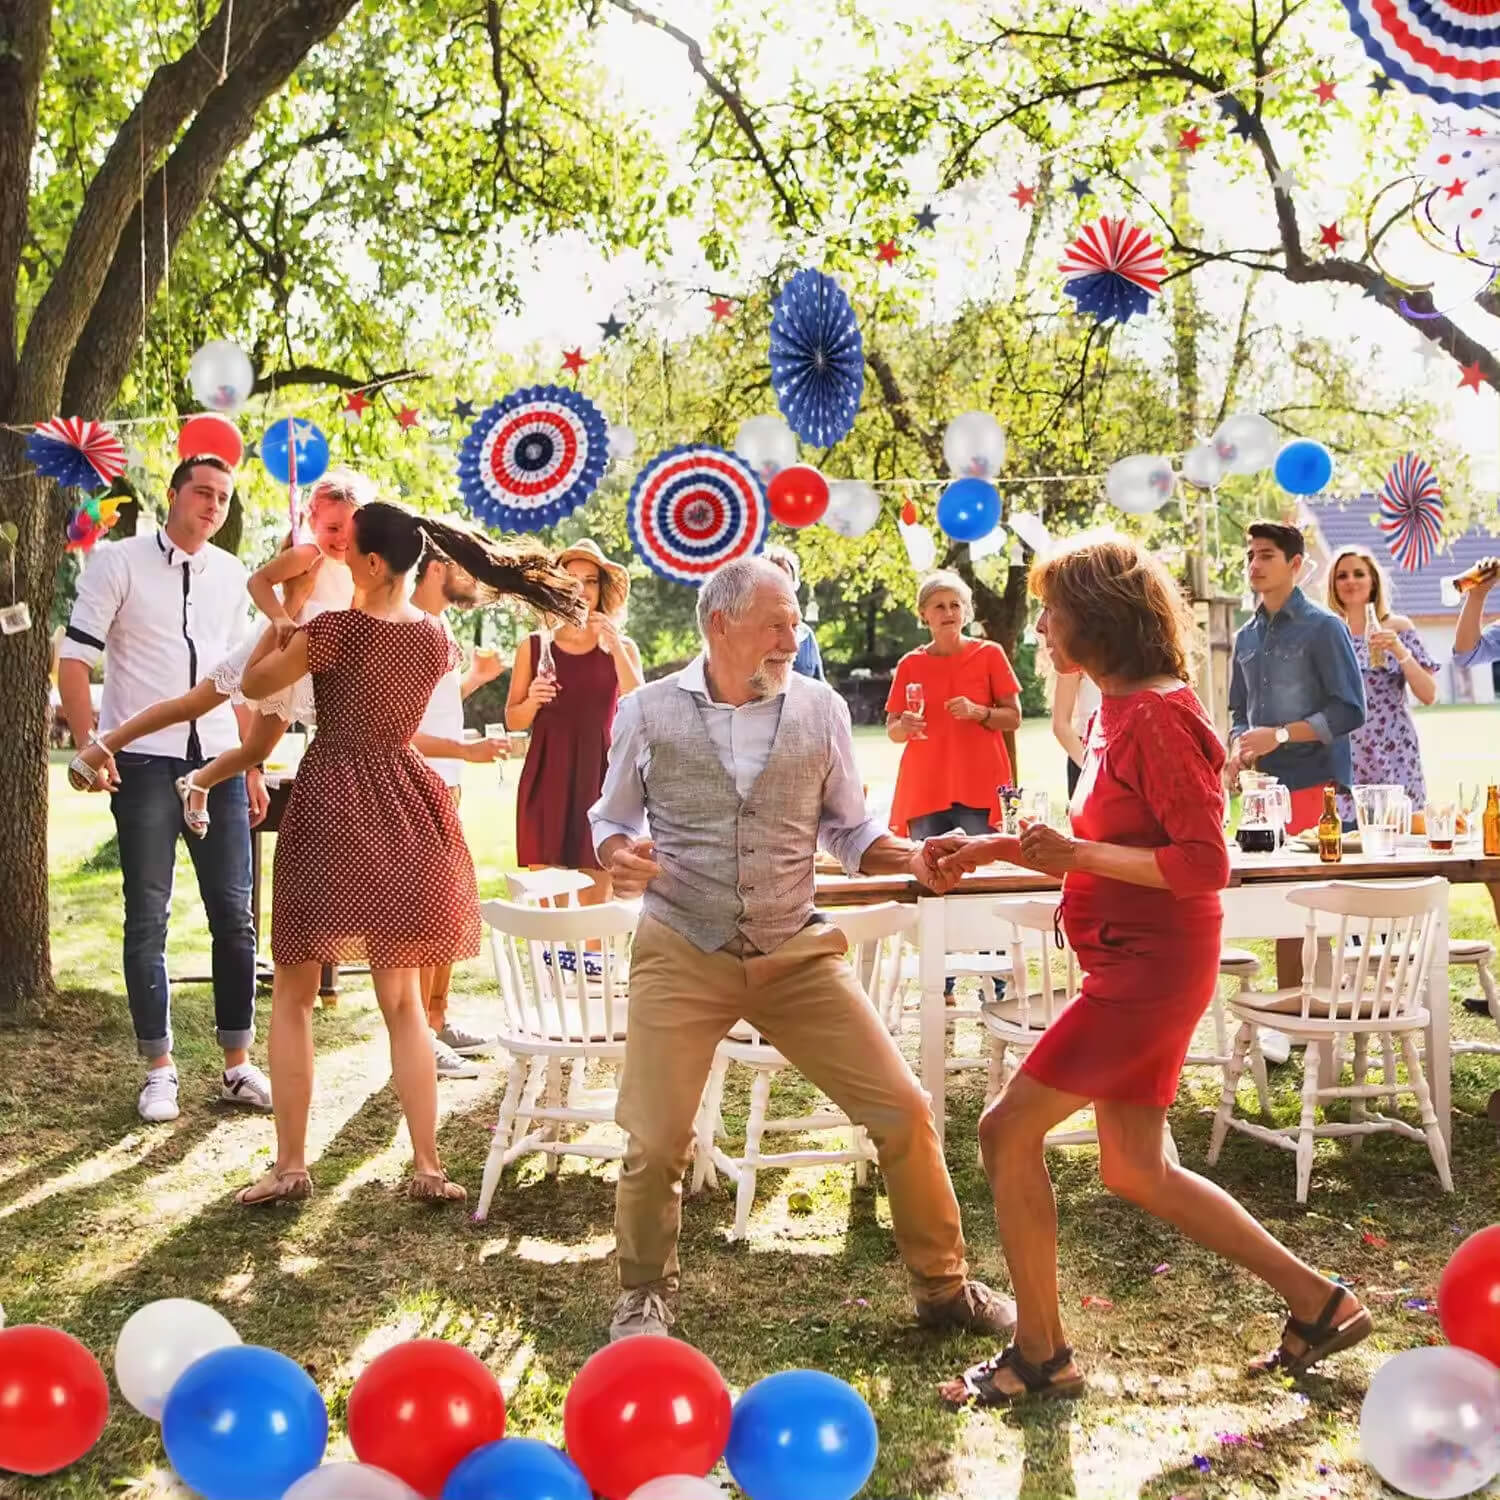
[235,502,578,1206]
[507,539,643,905]
[936,536,1371,1405]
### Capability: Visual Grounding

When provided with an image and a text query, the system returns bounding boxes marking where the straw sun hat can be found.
[554,537,630,618]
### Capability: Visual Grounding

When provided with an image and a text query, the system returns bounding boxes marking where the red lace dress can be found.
[271,610,481,969]
[1020,684,1231,1107]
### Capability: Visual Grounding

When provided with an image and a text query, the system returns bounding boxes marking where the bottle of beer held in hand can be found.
[1318,784,1343,864]
[1485,785,1500,859]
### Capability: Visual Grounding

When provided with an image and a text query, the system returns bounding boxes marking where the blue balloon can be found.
[725,1370,878,1500]
[1272,438,1333,496]
[936,476,1000,543]
[441,1438,591,1500]
[162,1345,327,1500]
[260,417,330,487]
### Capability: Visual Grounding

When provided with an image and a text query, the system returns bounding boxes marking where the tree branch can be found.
[252,365,422,394]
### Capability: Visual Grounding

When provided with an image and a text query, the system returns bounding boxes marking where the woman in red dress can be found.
[936,536,1371,1405]
[235,502,578,1206]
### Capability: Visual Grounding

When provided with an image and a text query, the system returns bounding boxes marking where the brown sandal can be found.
[408,1171,467,1203]
[942,1344,1085,1407]
[1251,1288,1372,1378]
[235,1168,313,1206]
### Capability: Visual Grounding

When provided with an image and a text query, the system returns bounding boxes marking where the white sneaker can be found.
[138,1068,181,1123]
[221,1062,273,1111]
[431,1032,480,1080]
[435,1020,490,1056]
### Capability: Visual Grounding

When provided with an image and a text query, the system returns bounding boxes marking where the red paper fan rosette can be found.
[1379,452,1444,571]
[26,416,126,491]
[626,445,767,586]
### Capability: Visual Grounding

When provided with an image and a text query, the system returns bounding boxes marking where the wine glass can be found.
[485,722,508,782]
[904,682,926,738]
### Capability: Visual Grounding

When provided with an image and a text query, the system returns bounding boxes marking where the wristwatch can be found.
[1274,726,1290,745]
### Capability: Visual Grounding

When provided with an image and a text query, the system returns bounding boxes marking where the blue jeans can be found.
[111,754,256,1060]
[908,803,994,840]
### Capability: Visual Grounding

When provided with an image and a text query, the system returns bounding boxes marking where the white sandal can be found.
[67,731,113,791]
[175,774,211,838]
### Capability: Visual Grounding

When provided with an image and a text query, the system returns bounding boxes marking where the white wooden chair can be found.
[1208,879,1452,1203]
[693,903,919,1241]
[473,899,636,1221]
[1441,938,1499,1061]
[505,868,596,908]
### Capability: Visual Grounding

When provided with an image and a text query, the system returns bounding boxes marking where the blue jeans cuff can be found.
[137,1033,173,1060]
[217,1028,254,1053]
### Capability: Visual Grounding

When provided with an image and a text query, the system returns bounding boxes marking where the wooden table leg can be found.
[318,963,338,1006]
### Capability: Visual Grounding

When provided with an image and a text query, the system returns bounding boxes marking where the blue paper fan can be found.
[768,269,864,448]
[456,385,609,533]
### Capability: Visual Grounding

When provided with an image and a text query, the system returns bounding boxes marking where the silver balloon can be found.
[1211,412,1279,475]
[627,1478,727,1500]
[1180,442,1227,490]
[282,1463,422,1500]
[1360,1347,1500,1500]
[824,479,882,538]
[607,423,638,464]
[187,340,255,415]
[114,1298,240,1421]
[942,410,1007,479]
[733,415,799,483]
[1104,454,1175,514]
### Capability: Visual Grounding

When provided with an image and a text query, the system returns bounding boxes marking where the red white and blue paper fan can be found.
[456,384,608,533]
[1057,217,1166,324]
[26,416,126,492]
[768,268,864,448]
[627,445,767,586]
[1339,0,1500,108]
[1379,452,1444,571]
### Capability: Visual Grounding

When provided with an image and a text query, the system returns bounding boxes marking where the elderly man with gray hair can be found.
[590,554,1015,1343]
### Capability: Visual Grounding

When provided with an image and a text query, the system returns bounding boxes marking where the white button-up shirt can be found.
[417,615,465,788]
[59,532,253,759]
[589,652,887,874]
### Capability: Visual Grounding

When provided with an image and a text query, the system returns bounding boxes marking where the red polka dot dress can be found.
[271,610,481,969]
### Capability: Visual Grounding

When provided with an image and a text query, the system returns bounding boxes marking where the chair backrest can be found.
[993,896,1080,1029]
[826,902,920,1032]
[505,868,596,908]
[1289,878,1444,1024]
[479,898,636,1044]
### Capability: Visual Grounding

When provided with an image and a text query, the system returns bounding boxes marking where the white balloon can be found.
[899,520,936,572]
[114,1298,241,1421]
[1007,512,1051,554]
[1104,454,1175,514]
[823,480,882,538]
[1211,412,1279,475]
[942,410,1007,479]
[734,415,799,483]
[282,1464,422,1500]
[1361,1346,1500,1500]
[607,423,638,464]
[1179,441,1227,490]
[188,340,255,416]
[627,1478,727,1500]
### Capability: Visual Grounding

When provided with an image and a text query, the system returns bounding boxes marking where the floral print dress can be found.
[1340,626,1439,819]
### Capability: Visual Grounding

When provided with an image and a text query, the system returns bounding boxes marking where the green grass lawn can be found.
[6,713,1500,1499]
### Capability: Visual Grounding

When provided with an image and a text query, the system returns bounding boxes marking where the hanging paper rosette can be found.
[1338,0,1500,108]
[27,417,126,492]
[627,445,767,586]
[1379,452,1444,571]
[768,269,864,448]
[1058,217,1165,324]
[457,385,609,533]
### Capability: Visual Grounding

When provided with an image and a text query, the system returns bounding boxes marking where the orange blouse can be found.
[885,639,1020,835]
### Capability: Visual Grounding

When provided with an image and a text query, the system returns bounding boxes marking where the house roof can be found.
[1303,493,1497,617]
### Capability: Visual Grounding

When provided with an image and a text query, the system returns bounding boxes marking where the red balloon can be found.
[177,412,244,468]
[1440,1225,1500,1366]
[0,1325,109,1475]
[765,464,830,529]
[347,1339,506,1498]
[563,1339,731,1500]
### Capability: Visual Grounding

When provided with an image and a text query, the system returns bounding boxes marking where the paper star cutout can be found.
[1369,74,1394,95]
[914,203,940,232]
[708,296,734,322]
[1177,125,1205,152]
[1318,221,1345,250]
[1010,182,1037,208]
[245,440,259,461]
[875,238,901,264]
[396,405,420,430]
[598,314,625,340]
[1444,177,1467,199]
[1272,165,1301,192]
[1460,360,1486,391]
[1230,111,1256,140]
[1122,159,1151,187]
[1432,116,1457,137]
[956,179,984,206]
[1260,79,1285,99]
[1363,276,1393,302]
[1469,127,1488,138]
[1419,339,1445,366]
[343,391,370,418]
[561,348,588,375]
[1215,95,1241,118]
[1068,175,1093,200]
[1313,79,1337,105]
[451,397,475,420]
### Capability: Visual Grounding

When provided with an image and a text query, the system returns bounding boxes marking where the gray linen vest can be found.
[635,671,841,953]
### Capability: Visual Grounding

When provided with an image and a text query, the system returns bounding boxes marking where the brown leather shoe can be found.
[916,1279,1018,1336]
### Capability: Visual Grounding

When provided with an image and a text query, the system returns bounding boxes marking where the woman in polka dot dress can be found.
[235,501,580,1206]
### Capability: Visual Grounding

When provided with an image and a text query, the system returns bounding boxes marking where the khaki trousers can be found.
[614,915,969,1303]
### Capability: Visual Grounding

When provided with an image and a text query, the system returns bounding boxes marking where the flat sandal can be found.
[235,1168,313,1207]
[1251,1288,1372,1378]
[944,1344,1086,1408]
[408,1171,466,1204]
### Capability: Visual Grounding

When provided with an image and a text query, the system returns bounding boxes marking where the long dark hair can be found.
[354,501,582,620]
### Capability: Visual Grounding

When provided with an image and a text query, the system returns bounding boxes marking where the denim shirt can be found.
[1228,587,1366,790]
[1452,622,1500,670]
[793,622,825,682]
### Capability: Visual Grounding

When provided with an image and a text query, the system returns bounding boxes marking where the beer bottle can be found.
[1318,785,1343,863]
[1485,786,1500,858]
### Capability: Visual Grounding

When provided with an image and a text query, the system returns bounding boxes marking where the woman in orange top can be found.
[886,570,1022,838]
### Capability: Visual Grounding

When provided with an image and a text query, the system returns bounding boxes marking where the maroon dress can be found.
[272,610,481,968]
[515,632,620,870]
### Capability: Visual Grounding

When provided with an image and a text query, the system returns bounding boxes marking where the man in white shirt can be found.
[410,550,506,1076]
[58,456,272,1124]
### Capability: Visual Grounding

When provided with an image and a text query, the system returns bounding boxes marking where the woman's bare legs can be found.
[371,966,450,1183]
[237,961,320,1204]
[577,869,613,906]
